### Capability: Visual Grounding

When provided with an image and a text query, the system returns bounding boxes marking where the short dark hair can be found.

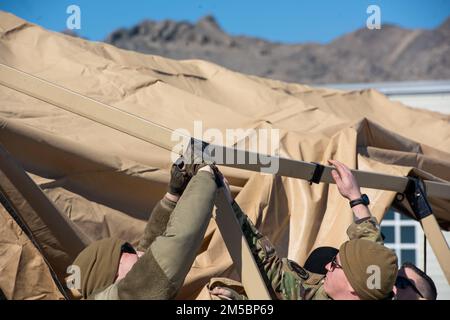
[402,262,437,300]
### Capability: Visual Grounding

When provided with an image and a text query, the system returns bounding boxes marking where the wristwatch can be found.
[349,194,370,208]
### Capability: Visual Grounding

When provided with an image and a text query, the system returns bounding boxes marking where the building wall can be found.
[389,93,450,114]
[319,80,450,114]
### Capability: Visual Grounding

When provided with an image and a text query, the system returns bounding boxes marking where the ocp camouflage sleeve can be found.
[231,201,313,300]
[346,216,383,244]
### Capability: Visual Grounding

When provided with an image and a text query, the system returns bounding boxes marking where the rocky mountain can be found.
[105,15,450,84]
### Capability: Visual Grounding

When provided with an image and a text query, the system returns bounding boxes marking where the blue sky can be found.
[1,0,449,43]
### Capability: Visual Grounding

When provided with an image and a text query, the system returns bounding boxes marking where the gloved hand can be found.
[168,157,191,196]
[183,138,209,177]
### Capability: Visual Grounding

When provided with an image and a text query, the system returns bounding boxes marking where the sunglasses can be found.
[330,255,343,271]
[395,276,424,298]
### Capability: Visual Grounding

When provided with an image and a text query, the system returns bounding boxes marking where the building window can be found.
[401,226,416,243]
[381,208,420,265]
[383,226,395,243]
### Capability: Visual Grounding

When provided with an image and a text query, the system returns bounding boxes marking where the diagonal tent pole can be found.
[0,144,75,299]
[0,144,89,258]
[421,216,450,283]
[404,178,450,284]
[0,63,449,289]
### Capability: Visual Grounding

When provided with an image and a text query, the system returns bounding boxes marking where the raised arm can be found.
[328,159,372,220]
[136,160,190,252]
[328,159,383,244]
[118,165,217,299]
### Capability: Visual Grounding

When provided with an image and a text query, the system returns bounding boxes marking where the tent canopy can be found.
[0,12,449,299]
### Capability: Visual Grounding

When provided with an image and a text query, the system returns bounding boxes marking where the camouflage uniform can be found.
[224,201,383,300]
[346,216,383,244]
[89,171,217,300]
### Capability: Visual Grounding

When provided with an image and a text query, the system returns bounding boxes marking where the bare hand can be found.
[210,286,234,299]
[328,160,361,201]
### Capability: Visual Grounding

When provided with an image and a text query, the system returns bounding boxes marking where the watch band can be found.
[350,199,365,208]
[349,194,369,208]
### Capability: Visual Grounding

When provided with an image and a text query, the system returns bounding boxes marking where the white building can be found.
[325,80,450,114]
[320,80,450,299]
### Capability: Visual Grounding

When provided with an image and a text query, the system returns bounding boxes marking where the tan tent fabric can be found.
[0,186,64,300]
[0,12,449,299]
[0,143,91,293]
